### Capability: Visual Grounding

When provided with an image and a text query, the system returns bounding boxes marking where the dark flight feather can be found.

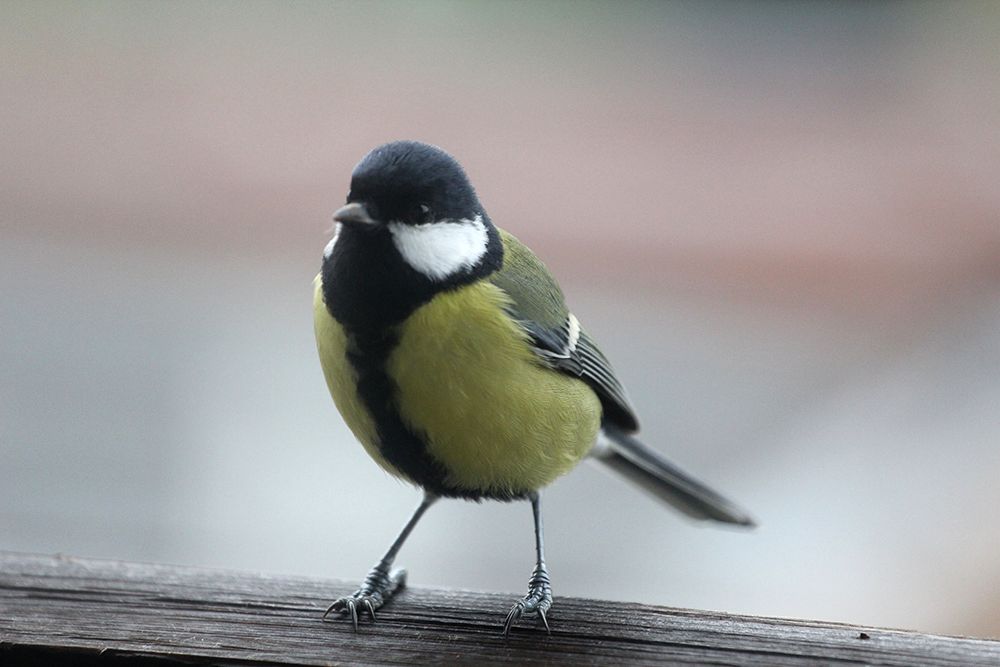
[489,231,640,432]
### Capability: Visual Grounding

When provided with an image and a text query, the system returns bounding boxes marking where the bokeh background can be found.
[2,0,999,639]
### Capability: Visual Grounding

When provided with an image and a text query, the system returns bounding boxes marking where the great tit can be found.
[313,141,754,635]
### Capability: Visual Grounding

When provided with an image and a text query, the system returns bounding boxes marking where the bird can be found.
[313,140,754,636]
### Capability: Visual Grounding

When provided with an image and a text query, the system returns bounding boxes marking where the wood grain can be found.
[1,552,997,666]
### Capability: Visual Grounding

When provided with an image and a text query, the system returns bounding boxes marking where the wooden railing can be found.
[1,553,997,665]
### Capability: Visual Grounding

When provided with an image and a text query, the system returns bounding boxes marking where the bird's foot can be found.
[502,563,552,636]
[322,563,406,631]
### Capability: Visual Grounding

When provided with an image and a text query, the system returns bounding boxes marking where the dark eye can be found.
[417,204,432,223]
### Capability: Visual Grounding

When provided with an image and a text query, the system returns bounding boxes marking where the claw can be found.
[539,607,551,634]
[364,597,377,622]
[348,599,359,631]
[502,603,522,637]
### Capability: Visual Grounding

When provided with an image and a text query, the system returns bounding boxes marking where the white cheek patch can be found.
[388,215,489,281]
[323,223,341,260]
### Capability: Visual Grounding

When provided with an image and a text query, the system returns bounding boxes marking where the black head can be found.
[344,141,482,226]
[321,141,503,333]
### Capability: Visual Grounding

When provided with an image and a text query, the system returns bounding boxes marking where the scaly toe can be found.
[501,587,553,636]
[323,594,380,630]
[323,567,406,631]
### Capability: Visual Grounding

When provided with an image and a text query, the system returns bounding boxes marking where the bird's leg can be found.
[503,491,553,636]
[323,492,437,630]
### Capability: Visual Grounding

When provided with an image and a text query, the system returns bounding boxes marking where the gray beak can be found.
[332,202,378,227]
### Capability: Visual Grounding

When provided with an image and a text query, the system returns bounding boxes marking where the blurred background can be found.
[2,0,999,639]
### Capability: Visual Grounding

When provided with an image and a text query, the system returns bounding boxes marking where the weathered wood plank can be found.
[0,552,997,666]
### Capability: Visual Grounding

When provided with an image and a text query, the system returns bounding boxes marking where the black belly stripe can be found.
[346,325,527,501]
[344,327,454,496]
[321,222,515,501]
[344,325,527,502]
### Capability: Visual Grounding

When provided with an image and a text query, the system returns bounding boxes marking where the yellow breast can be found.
[387,281,601,496]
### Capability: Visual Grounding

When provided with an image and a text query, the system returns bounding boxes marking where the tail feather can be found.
[593,425,756,527]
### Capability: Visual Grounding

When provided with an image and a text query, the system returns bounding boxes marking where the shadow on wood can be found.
[1,553,997,666]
